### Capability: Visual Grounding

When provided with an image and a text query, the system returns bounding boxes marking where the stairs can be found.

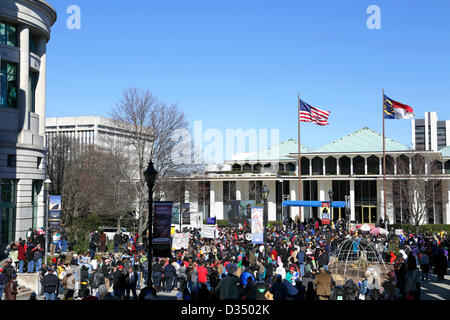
[17,285,34,297]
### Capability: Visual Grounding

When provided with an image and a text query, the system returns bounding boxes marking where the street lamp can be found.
[44,178,51,265]
[328,190,333,227]
[261,184,269,261]
[143,161,158,292]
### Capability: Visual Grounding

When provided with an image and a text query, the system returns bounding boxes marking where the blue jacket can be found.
[240,271,254,286]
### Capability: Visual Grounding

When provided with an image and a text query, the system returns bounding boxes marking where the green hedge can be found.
[389,224,450,234]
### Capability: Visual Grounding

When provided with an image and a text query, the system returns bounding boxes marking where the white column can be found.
[350,180,355,221]
[364,157,368,175]
[379,157,383,176]
[267,180,276,221]
[18,25,30,142]
[350,157,354,175]
[210,181,223,220]
[35,36,47,139]
[377,180,383,221]
[444,180,450,224]
[411,119,416,150]
[290,181,299,220]
[309,158,312,175]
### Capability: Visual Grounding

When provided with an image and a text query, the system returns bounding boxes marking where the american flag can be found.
[299,99,331,126]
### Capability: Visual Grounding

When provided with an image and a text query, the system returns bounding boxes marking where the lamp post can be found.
[43,178,51,265]
[328,190,333,229]
[144,161,158,292]
[261,184,269,261]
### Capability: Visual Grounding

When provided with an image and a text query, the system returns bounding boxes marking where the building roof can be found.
[312,127,411,153]
[439,145,450,158]
[233,139,310,161]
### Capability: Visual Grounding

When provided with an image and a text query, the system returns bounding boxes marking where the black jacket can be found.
[113,233,122,246]
[163,264,176,277]
[41,273,59,293]
[152,263,163,273]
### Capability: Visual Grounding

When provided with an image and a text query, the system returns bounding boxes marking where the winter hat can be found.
[226,263,237,274]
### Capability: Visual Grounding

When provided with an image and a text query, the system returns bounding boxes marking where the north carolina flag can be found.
[299,99,331,126]
[384,95,415,119]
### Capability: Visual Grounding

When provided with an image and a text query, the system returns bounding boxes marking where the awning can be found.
[282,200,346,208]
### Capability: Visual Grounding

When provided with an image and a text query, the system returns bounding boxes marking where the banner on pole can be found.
[321,207,330,225]
[251,207,264,244]
[171,203,180,225]
[48,195,62,231]
[172,233,189,250]
[201,225,216,239]
[153,202,173,245]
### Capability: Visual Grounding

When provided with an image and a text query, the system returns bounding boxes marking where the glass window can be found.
[0,61,17,108]
[312,157,323,175]
[325,157,337,175]
[29,71,39,113]
[29,34,37,54]
[249,181,262,202]
[411,155,425,175]
[431,161,442,175]
[285,162,295,172]
[6,24,17,47]
[198,181,210,220]
[7,154,16,167]
[301,157,310,175]
[384,155,395,174]
[367,156,380,175]
[353,156,365,175]
[397,155,410,175]
[339,156,351,175]
[0,22,17,47]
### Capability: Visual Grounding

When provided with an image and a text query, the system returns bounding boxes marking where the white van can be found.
[102,227,131,241]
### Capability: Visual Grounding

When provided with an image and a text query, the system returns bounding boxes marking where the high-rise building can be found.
[412,111,450,151]
[0,0,57,249]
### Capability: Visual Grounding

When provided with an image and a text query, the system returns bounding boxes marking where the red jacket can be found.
[197,266,208,283]
[18,244,26,261]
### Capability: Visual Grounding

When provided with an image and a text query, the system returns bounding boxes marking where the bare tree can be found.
[109,88,198,236]
[394,153,442,233]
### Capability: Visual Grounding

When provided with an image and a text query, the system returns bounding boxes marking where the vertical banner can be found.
[321,204,330,225]
[153,202,173,245]
[48,195,62,231]
[251,207,264,244]
[171,203,180,225]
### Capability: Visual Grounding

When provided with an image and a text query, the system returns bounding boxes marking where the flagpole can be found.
[298,93,302,222]
[382,89,387,226]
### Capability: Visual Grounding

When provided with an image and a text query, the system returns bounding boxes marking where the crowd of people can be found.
[0,218,449,301]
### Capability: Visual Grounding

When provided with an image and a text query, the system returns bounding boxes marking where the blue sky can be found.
[46,0,450,158]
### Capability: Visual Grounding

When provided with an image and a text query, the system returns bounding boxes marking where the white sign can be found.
[201,225,216,239]
[190,211,202,229]
[395,229,404,236]
[172,233,189,250]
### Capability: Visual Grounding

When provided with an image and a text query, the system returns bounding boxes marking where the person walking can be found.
[313,267,332,300]
[113,231,122,253]
[41,268,59,300]
[125,267,138,300]
[163,259,177,292]
[419,251,431,281]
[434,248,448,282]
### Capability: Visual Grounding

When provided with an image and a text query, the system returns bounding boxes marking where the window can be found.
[312,157,323,175]
[325,157,337,175]
[223,181,236,202]
[0,61,17,108]
[411,154,425,175]
[301,157,310,175]
[7,154,16,167]
[198,181,210,220]
[396,155,410,175]
[37,157,42,169]
[242,163,252,171]
[353,156,365,175]
[339,156,351,175]
[253,163,262,172]
[383,155,395,174]
[232,164,242,172]
[367,156,380,175]
[0,22,17,47]
[1,180,17,243]
[430,161,442,175]
[29,34,37,54]
[285,162,295,172]
[29,71,39,113]
[249,181,262,203]
[32,181,41,230]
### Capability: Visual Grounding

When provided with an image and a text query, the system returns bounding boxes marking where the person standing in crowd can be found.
[114,230,122,253]
[99,231,107,253]
[434,248,448,282]
[5,274,18,300]
[313,267,332,300]
[0,267,5,300]
[217,263,239,300]
[33,244,45,273]
[17,239,26,274]
[41,268,59,300]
